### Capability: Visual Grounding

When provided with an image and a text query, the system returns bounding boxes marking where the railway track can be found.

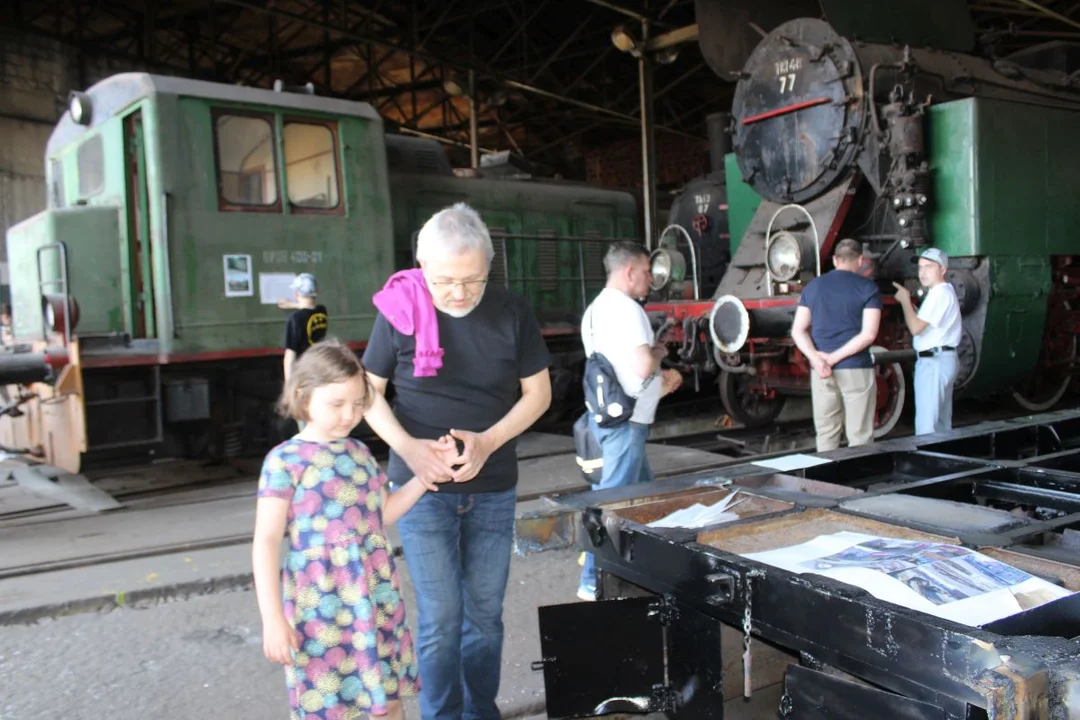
[0,396,1039,528]
[0,399,1060,581]
[0,410,756,528]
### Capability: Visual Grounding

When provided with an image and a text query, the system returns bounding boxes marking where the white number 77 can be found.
[778,73,796,93]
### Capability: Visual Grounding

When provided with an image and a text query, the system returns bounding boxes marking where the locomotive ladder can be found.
[36,242,73,342]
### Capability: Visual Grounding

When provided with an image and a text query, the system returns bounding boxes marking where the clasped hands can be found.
[810,351,835,379]
[400,429,494,492]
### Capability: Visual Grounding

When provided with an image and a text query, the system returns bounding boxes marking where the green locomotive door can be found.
[124,110,156,338]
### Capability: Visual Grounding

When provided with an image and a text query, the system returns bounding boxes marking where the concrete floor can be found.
[0,547,579,720]
[0,435,788,720]
[0,543,784,720]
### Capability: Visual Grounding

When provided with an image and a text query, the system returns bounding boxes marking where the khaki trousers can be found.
[810,367,876,452]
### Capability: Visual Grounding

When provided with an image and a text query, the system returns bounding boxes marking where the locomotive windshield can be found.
[212,110,343,214]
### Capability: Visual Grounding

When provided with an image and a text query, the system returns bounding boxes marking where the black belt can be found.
[917,346,955,358]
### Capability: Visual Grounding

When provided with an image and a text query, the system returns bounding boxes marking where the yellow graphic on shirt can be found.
[306,311,328,344]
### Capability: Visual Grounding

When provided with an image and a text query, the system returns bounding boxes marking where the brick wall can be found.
[583,133,710,193]
[0,28,152,272]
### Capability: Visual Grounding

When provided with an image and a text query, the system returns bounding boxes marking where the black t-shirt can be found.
[362,285,552,493]
[284,305,329,355]
[797,270,882,369]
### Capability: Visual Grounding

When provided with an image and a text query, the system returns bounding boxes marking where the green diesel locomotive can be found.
[2,73,636,473]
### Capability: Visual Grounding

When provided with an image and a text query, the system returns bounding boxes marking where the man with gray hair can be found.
[362,202,553,720]
[576,240,682,601]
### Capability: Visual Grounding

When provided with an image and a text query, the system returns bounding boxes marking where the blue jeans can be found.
[914,352,958,436]
[579,419,654,591]
[394,486,517,720]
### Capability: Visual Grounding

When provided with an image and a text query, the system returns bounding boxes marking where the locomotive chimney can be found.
[706,111,732,176]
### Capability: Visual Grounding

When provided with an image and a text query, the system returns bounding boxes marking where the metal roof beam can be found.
[418,0,461,50]
[489,0,554,64]
[1011,0,1080,32]
[353,77,443,101]
[582,0,649,23]
[528,8,600,83]
[208,0,698,140]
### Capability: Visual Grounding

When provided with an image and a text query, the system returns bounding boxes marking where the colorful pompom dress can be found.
[258,437,420,719]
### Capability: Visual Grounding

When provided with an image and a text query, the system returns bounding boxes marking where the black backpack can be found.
[581,305,654,429]
[573,411,603,483]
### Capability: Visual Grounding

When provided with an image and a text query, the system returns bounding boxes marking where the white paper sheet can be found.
[742,531,1073,625]
[752,453,832,472]
[259,272,298,305]
[647,491,743,529]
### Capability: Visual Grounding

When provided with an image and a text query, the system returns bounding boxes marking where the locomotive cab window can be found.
[77,135,104,199]
[214,113,279,209]
[284,121,341,211]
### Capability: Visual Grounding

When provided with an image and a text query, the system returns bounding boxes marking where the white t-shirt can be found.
[914,282,962,352]
[581,288,663,424]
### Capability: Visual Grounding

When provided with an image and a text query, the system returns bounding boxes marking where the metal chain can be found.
[742,570,762,698]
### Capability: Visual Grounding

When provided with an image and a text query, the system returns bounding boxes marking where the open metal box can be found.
[532,410,1080,719]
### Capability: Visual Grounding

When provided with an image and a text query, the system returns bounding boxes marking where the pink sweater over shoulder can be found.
[371,269,444,377]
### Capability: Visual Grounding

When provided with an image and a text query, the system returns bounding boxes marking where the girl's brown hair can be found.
[277,338,374,422]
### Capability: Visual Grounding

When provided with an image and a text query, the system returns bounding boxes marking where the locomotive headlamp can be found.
[766,232,802,283]
[68,91,92,125]
[649,247,686,291]
[41,293,80,341]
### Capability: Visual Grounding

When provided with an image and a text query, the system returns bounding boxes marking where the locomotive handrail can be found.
[36,242,72,343]
[161,192,177,341]
[764,204,820,297]
[658,223,700,300]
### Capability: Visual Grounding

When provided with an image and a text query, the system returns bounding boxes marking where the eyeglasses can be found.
[427,278,488,291]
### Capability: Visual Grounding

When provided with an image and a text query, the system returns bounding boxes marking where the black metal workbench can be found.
[530,410,1080,719]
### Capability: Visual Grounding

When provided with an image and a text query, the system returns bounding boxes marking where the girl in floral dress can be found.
[252,339,452,720]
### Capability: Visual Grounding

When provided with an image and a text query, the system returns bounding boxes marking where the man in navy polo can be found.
[791,238,883,452]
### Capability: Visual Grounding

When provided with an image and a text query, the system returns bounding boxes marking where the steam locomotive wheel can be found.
[872,345,906,439]
[1010,300,1076,412]
[1009,349,1074,412]
[719,371,786,427]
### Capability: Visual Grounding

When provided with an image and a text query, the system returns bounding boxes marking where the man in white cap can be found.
[893,248,962,435]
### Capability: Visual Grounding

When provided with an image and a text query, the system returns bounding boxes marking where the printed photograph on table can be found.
[802,538,971,571]
[963,553,1033,587]
[223,253,253,297]
[802,537,1037,605]
[931,559,1004,594]
[894,567,962,605]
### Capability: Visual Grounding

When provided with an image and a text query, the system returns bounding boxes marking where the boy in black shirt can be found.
[280,273,328,383]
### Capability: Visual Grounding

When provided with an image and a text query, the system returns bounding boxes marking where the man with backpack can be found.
[576,241,682,601]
